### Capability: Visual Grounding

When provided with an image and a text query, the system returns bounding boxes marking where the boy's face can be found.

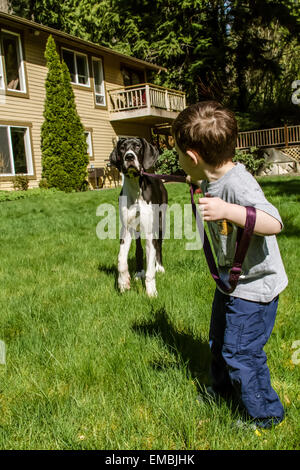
[175,141,205,181]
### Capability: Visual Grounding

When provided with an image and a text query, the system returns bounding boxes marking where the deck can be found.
[108,83,186,124]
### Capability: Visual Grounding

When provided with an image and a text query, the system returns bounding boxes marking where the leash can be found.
[140,170,256,294]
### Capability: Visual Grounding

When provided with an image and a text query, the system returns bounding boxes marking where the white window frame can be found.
[0,41,4,90]
[0,125,33,176]
[1,29,26,93]
[92,57,106,106]
[84,131,93,158]
[62,47,90,87]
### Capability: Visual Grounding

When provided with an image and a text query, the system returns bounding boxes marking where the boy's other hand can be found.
[198,196,282,235]
[198,195,229,221]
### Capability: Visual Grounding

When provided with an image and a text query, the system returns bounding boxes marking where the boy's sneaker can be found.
[233,417,283,431]
[253,417,283,429]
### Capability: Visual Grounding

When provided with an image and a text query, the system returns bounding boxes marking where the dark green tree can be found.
[41,35,88,191]
[227,0,300,113]
[7,0,71,30]
[9,0,300,127]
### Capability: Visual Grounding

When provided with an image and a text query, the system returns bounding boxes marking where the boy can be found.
[172,101,288,429]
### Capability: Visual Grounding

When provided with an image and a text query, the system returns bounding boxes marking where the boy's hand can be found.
[198,194,229,221]
[199,195,282,235]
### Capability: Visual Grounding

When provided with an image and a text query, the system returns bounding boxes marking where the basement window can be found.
[0,125,33,176]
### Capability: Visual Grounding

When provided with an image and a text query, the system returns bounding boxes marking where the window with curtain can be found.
[0,30,26,92]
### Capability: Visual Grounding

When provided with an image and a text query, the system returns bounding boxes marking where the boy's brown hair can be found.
[172,101,238,168]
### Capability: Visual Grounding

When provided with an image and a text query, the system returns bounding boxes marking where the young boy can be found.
[172,101,288,429]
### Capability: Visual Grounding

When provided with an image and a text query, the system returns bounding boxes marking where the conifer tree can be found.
[41,35,88,191]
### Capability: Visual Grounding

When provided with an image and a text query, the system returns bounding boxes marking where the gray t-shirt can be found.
[200,162,288,302]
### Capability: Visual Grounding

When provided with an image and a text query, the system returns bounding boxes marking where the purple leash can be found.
[141,170,256,294]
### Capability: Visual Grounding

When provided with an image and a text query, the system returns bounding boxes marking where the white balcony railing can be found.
[108,83,186,114]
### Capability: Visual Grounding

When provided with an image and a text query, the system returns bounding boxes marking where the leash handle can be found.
[190,184,256,294]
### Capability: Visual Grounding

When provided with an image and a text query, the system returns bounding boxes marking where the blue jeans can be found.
[209,289,284,427]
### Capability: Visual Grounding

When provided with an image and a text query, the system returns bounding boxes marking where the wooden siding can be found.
[0,22,154,190]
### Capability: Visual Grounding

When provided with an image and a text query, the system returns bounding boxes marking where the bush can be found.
[155,148,184,175]
[13,175,29,191]
[233,147,266,175]
[155,146,266,177]
[38,178,49,189]
[41,36,89,192]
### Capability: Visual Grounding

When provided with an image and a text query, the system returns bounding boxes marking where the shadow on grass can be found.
[98,258,139,290]
[132,307,248,418]
[132,306,211,390]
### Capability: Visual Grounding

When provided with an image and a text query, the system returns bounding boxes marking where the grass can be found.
[0,175,299,450]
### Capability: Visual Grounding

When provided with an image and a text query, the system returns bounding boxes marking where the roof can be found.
[0,11,167,72]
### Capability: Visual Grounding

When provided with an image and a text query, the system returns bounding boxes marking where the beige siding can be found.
[0,23,154,190]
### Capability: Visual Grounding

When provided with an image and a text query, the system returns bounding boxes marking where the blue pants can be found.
[209,289,284,426]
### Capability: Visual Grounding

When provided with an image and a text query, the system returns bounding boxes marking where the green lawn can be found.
[0,176,299,450]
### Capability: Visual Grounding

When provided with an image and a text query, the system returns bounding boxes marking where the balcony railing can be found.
[237,124,300,149]
[108,83,186,115]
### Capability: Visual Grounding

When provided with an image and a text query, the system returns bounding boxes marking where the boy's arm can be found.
[198,197,282,236]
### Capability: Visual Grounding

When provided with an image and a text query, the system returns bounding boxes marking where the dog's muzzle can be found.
[123,150,140,176]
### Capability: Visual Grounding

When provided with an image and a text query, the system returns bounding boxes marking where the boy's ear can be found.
[186,149,199,165]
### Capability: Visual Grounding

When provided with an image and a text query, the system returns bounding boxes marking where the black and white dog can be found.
[109,138,168,297]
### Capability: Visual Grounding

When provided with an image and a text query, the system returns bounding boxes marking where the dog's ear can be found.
[141,138,159,170]
[109,139,124,170]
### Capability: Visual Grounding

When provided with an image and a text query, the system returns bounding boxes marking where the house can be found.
[0,11,186,190]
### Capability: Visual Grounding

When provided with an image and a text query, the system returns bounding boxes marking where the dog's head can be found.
[109,138,159,177]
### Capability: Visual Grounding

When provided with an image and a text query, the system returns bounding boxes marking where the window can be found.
[62,48,89,86]
[0,125,33,176]
[84,131,93,158]
[0,30,26,92]
[0,42,4,90]
[92,57,106,106]
[121,67,144,87]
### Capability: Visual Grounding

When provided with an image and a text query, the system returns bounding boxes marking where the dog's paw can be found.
[119,281,131,292]
[155,262,165,274]
[134,270,145,280]
[146,280,158,297]
[118,272,130,292]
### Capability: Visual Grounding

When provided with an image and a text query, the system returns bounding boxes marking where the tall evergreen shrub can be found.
[41,35,88,192]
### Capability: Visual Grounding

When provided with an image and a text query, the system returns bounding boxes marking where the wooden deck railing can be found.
[108,83,186,113]
[237,124,300,149]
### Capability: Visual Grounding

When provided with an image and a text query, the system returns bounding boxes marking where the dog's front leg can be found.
[145,236,157,297]
[118,228,132,292]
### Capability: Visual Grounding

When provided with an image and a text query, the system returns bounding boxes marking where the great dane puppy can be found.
[109,137,168,297]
